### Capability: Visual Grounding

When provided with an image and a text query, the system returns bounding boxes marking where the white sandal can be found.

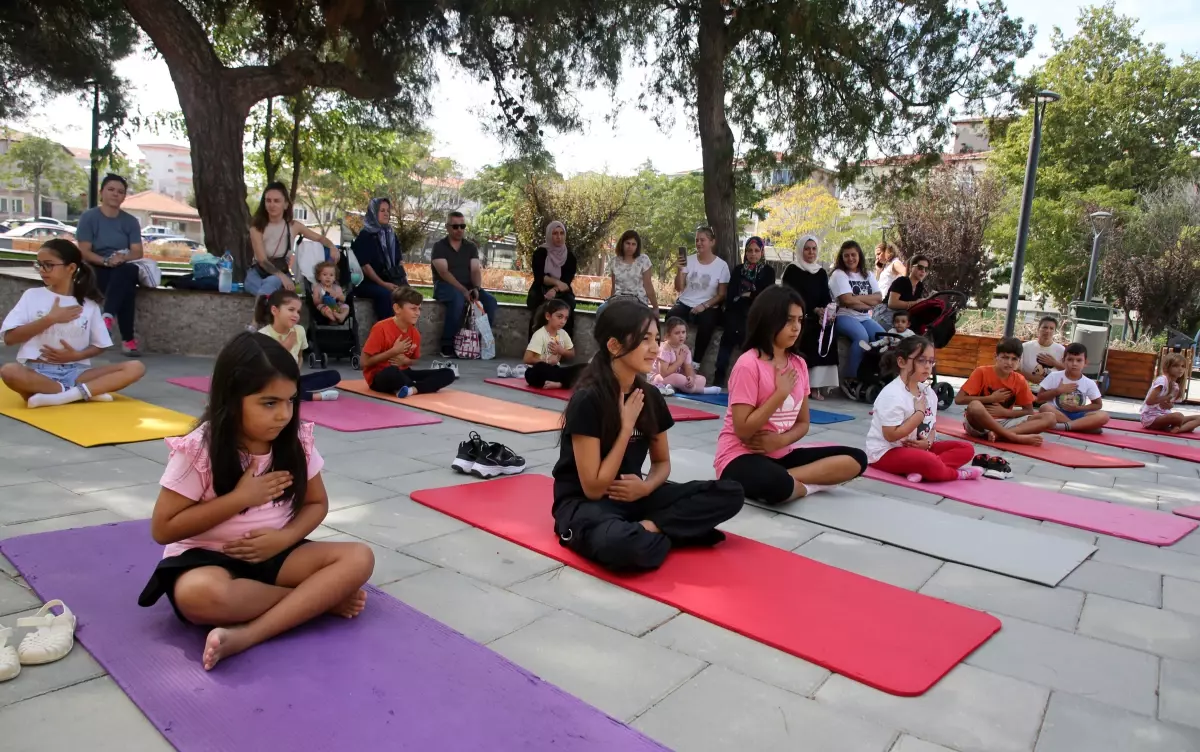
[0,626,19,681]
[16,600,76,665]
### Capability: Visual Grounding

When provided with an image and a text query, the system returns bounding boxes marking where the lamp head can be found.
[1035,90,1062,103]
[1089,210,1113,235]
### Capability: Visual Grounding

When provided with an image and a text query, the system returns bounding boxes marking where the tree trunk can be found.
[289,98,303,202]
[264,97,276,182]
[695,0,738,267]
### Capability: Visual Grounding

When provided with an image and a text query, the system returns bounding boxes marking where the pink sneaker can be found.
[102,313,115,333]
[958,466,984,481]
[122,339,141,358]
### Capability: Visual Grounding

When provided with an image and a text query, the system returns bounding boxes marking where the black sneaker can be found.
[440,346,456,359]
[470,442,527,479]
[451,432,490,474]
[971,453,1012,480]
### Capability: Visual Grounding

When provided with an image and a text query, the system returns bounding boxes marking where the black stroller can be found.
[295,240,361,370]
[848,290,967,408]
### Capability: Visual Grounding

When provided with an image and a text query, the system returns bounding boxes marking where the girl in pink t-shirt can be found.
[139,332,374,671]
[651,317,722,395]
[714,286,866,504]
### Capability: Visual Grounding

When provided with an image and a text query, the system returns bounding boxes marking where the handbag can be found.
[454,301,483,359]
[470,299,496,360]
[130,258,162,288]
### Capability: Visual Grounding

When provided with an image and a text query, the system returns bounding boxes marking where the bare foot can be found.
[810,390,825,401]
[1012,434,1043,447]
[640,520,661,534]
[544,381,563,389]
[202,627,249,671]
[329,588,368,619]
[984,430,997,442]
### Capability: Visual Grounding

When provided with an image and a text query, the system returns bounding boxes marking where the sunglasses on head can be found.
[448,223,466,230]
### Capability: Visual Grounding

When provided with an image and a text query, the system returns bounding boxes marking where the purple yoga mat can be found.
[0,521,668,752]
[167,376,441,431]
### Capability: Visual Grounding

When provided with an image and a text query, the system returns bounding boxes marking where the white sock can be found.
[703,386,721,394]
[27,386,86,409]
[799,482,835,498]
[314,390,339,401]
[90,393,114,402]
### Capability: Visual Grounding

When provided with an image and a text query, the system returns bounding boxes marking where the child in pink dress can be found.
[139,332,374,671]
[651,317,722,395]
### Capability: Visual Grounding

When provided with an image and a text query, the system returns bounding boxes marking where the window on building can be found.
[13,199,23,213]
[293,206,309,221]
[0,198,8,212]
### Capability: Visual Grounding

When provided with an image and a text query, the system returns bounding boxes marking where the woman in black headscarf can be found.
[351,197,408,322]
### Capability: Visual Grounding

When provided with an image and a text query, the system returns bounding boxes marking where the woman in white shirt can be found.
[874,241,905,298]
[669,225,730,366]
[829,240,884,384]
[600,229,658,313]
[0,239,145,408]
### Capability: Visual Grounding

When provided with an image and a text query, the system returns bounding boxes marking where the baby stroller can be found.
[909,290,968,409]
[295,239,361,370]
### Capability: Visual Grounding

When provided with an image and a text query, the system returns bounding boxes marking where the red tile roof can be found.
[121,191,200,219]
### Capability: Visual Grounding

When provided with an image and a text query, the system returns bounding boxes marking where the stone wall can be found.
[0,270,729,369]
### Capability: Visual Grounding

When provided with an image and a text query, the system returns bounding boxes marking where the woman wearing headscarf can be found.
[713,236,775,386]
[351,197,408,322]
[782,234,839,399]
[526,220,578,337]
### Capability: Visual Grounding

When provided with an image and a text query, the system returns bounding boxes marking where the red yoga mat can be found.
[1108,418,1200,442]
[167,376,441,431]
[935,417,1143,468]
[484,377,718,422]
[1048,428,1200,464]
[410,475,1001,697]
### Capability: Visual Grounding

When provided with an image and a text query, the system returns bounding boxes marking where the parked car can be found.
[2,223,76,241]
[141,225,176,239]
[8,216,68,228]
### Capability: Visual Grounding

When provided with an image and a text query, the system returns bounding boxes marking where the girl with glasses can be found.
[865,336,981,483]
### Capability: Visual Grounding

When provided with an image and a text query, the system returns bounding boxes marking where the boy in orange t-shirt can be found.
[954,336,1056,446]
[362,287,456,398]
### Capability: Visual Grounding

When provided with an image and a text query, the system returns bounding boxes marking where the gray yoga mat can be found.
[661,448,1095,586]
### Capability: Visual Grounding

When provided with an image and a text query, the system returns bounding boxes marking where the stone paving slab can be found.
[1163,576,1200,617]
[633,664,895,752]
[323,496,468,549]
[815,664,1049,752]
[644,613,831,697]
[399,527,561,587]
[919,563,1085,631]
[891,737,959,752]
[0,509,126,540]
[315,470,399,510]
[489,611,706,722]
[321,448,442,481]
[509,567,678,636]
[379,567,553,644]
[78,482,161,520]
[0,481,106,526]
[717,505,824,550]
[964,613,1160,715]
[36,456,166,494]
[0,676,173,752]
[1059,559,1163,607]
[0,574,39,617]
[320,532,434,586]
[1091,537,1200,583]
[1160,659,1200,732]
[1077,594,1200,661]
[1034,692,1200,752]
[794,532,944,590]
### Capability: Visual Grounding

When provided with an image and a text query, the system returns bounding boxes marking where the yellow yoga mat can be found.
[338,380,564,433]
[0,385,194,447]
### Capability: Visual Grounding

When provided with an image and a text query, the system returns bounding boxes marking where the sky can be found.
[13,0,1200,179]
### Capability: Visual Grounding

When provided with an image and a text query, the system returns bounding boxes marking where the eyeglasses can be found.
[915,358,937,367]
[914,264,930,271]
[32,261,65,272]
[448,224,466,230]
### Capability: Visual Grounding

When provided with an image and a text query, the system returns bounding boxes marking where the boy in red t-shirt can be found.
[954,336,1056,446]
[362,287,456,398]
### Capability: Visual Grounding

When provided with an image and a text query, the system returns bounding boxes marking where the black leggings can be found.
[553,480,744,572]
[92,263,139,341]
[667,302,721,365]
[369,365,455,395]
[713,305,748,385]
[299,370,340,401]
[525,362,585,389]
[721,445,868,504]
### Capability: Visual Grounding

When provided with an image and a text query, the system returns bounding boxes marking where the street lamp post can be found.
[1084,210,1113,301]
[88,81,100,209]
[1004,90,1061,337]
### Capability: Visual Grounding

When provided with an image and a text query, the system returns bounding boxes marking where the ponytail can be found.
[40,239,103,306]
[254,288,301,328]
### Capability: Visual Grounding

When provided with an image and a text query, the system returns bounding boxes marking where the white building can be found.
[137,143,194,204]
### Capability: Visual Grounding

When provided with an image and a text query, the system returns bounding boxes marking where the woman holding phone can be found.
[668,226,730,369]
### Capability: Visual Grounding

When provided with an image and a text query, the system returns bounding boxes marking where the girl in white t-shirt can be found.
[866,336,981,483]
[604,230,658,308]
[829,240,884,383]
[0,239,144,408]
[1140,353,1200,433]
[669,226,730,365]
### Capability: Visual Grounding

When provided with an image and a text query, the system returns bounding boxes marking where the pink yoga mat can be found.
[1175,507,1200,521]
[935,417,1143,468]
[1109,418,1200,442]
[863,467,1197,545]
[484,377,718,422]
[167,376,440,432]
[1048,429,1200,464]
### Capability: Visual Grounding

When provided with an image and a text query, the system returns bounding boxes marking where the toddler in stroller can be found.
[296,239,361,369]
[847,292,967,407]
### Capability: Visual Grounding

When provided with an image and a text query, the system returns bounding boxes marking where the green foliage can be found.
[98,151,152,193]
[461,151,561,246]
[513,173,639,270]
[623,167,709,277]
[755,182,841,253]
[989,5,1200,306]
[1100,182,1200,337]
[0,134,83,215]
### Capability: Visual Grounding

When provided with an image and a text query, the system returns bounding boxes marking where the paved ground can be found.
[1,349,1199,752]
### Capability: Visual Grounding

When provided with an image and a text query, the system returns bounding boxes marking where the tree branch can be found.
[228,49,403,108]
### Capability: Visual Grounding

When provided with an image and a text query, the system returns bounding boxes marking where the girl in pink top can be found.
[139,332,374,671]
[1140,353,1200,432]
[651,317,722,395]
[714,286,866,504]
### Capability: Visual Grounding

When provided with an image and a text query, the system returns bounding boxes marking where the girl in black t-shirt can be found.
[551,299,744,572]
